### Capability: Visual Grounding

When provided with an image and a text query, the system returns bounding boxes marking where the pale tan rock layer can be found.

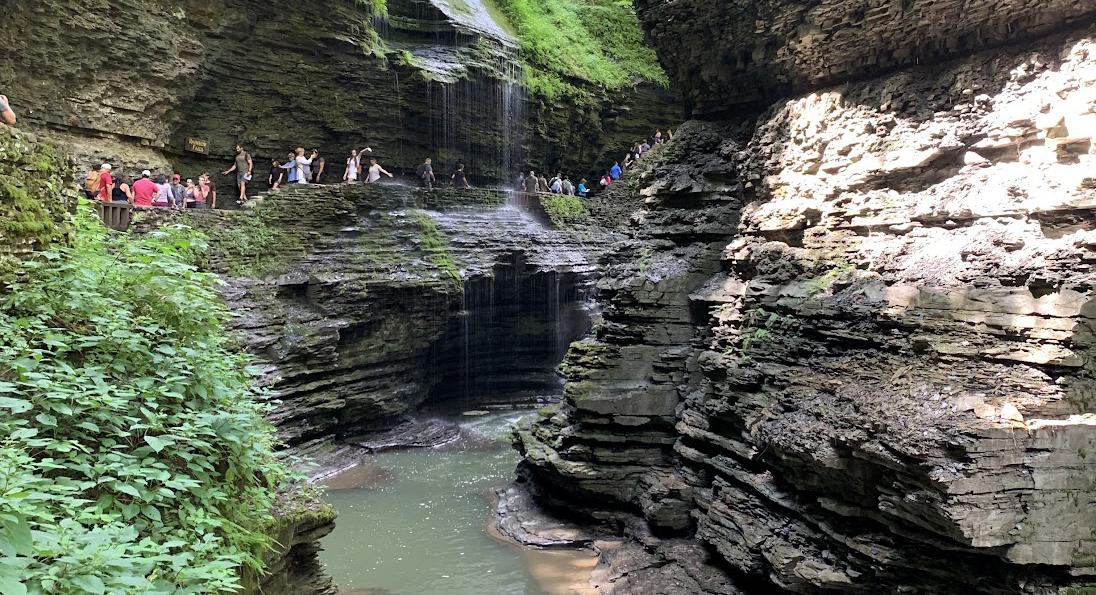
[518,23,1096,595]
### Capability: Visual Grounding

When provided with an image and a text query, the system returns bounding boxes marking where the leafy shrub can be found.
[540,195,590,225]
[194,210,303,277]
[0,207,287,593]
[493,0,668,99]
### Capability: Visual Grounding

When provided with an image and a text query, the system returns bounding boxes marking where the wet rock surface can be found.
[4,0,677,182]
[519,17,1096,595]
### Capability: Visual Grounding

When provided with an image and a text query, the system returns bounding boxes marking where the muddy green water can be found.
[319,411,595,595]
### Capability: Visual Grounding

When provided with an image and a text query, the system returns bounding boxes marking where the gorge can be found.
[2,0,1096,594]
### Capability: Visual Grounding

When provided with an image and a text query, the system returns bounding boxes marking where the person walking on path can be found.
[561,175,574,196]
[312,151,326,184]
[344,150,361,183]
[153,174,173,208]
[610,161,622,180]
[452,164,471,188]
[525,171,538,194]
[192,175,213,208]
[269,159,284,189]
[294,148,314,185]
[0,94,16,125]
[222,143,253,204]
[111,176,133,204]
[654,130,663,145]
[366,157,393,183]
[417,157,436,189]
[184,179,197,208]
[95,164,115,202]
[538,174,549,193]
[132,170,157,207]
[600,172,613,190]
[549,174,563,194]
[577,178,589,198]
[170,174,186,208]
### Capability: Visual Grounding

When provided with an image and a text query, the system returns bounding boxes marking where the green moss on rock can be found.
[0,127,77,272]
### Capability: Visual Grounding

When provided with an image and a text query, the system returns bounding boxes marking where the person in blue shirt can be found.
[577,178,588,198]
[610,161,622,180]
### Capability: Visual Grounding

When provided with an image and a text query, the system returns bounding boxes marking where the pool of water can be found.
[319,411,596,595]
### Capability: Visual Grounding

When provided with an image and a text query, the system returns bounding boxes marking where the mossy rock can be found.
[0,127,77,272]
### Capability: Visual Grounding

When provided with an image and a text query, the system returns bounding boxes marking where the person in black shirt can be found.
[452,163,471,188]
[269,159,284,189]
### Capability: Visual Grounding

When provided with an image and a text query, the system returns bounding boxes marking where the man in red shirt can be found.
[131,170,157,207]
[98,164,114,202]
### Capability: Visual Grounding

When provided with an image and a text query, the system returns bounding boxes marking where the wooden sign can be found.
[185,137,209,155]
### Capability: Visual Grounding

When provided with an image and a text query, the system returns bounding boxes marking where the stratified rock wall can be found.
[162,184,610,452]
[636,0,1095,116]
[1,0,677,182]
[520,8,1096,595]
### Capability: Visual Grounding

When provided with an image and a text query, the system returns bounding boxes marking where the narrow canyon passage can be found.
[3,0,1095,594]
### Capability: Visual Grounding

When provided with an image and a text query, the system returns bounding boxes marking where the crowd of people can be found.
[518,128,672,198]
[83,143,409,210]
[85,165,222,209]
[75,121,673,211]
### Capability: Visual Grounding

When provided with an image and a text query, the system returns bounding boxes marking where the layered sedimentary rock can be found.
[518,9,1096,594]
[636,0,1094,116]
[2,0,676,183]
[160,184,610,452]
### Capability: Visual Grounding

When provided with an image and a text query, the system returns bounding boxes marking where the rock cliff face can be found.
[636,0,1095,116]
[159,184,610,455]
[2,0,676,183]
[517,7,1096,594]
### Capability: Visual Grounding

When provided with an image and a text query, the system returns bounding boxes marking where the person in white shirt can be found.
[294,148,314,185]
[344,149,361,183]
[366,157,393,183]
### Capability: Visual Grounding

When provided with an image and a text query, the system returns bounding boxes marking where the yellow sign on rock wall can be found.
[185,137,209,155]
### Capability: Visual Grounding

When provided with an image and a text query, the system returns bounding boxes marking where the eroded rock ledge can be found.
[517,21,1096,595]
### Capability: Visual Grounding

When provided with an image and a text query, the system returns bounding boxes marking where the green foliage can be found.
[540,195,590,225]
[193,211,303,277]
[805,261,855,296]
[0,208,288,593]
[412,211,463,289]
[0,129,76,272]
[492,0,668,99]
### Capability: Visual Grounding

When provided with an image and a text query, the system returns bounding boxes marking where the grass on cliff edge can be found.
[0,207,289,593]
[492,0,668,99]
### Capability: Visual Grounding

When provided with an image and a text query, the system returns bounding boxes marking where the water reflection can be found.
[319,411,596,595]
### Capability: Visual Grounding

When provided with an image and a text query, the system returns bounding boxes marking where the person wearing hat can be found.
[97,163,114,202]
[132,170,157,207]
[170,174,186,209]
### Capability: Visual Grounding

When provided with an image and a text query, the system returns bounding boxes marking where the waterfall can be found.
[377,0,527,184]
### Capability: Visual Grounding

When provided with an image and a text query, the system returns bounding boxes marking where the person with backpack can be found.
[86,163,114,202]
[416,157,435,190]
[222,143,253,204]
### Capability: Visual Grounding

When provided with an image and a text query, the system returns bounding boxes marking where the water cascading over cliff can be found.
[512,2,1096,593]
[382,0,528,180]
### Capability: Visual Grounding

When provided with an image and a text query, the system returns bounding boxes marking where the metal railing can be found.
[97,202,133,231]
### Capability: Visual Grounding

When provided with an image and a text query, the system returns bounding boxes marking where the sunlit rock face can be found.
[519,11,1096,595]
[635,0,1095,116]
[2,0,675,182]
